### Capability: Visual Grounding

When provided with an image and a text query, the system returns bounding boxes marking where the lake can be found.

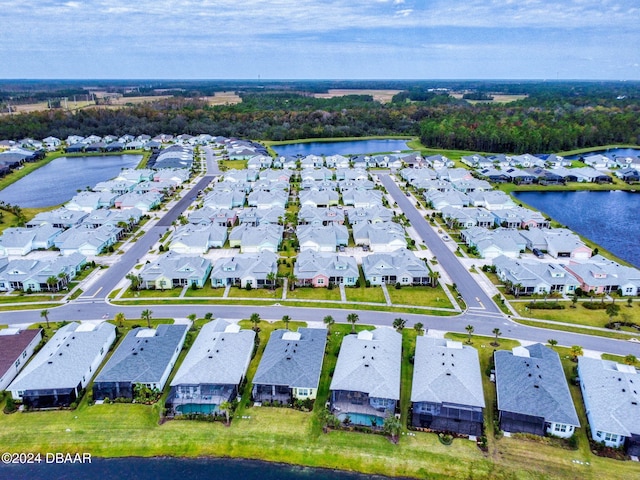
[565,147,640,160]
[271,139,411,157]
[514,190,640,268]
[0,457,396,480]
[0,154,142,208]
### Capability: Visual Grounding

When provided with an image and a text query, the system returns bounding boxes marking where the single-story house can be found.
[362,248,432,286]
[0,225,62,256]
[252,328,327,404]
[493,255,580,296]
[0,253,86,292]
[93,324,189,400]
[299,190,339,208]
[345,206,393,225]
[297,206,344,226]
[228,224,283,253]
[297,224,348,252]
[139,251,212,289]
[237,206,284,227]
[494,344,579,438]
[411,337,485,436]
[352,222,407,252]
[330,328,401,426]
[0,328,43,391]
[166,319,255,415]
[26,208,88,229]
[8,322,116,408]
[210,251,278,289]
[169,224,228,254]
[564,255,640,296]
[54,224,121,256]
[577,357,640,455]
[188,207,238,227]
[294,250,359,287]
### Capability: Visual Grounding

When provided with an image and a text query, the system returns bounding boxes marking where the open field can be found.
[451,93,528,104]
[200,92,242,106]
[312,89,402,104]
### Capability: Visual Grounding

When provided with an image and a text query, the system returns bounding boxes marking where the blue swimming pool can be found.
[337,412,384,427]
[176,404,217,415]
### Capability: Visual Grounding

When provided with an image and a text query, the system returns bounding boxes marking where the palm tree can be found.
[46,275,58,292]
[570,345,583,361]
[250,312,261,331]
[513,283,523,298]
[114,312,126,328]
[628,298,634,308]
[141,309,153,328]
[266,271,277,291]
[40,309,50,328]
[547,339,558,347]
[606,303,620,322]
[346,313,359,333]
[428,270,440,288]
[323,315,335,334]
[187,313,197,323]
[382,415,402,444]
[491,328,502,346]
[282,315,291,330]
[126,273,142,291]
[413,322,424,335]
[287,272,298,291]
[465,324,474,344]
[219,400,232,426]
[623,354,638,366]
[392,318,406,332]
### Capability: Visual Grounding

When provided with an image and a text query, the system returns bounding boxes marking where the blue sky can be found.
[2,0,638,80]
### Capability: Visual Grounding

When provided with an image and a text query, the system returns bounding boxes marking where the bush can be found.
[3,396,17,414]
[582,302,608,310]
[527,302,565,310]
[395,282,401,289]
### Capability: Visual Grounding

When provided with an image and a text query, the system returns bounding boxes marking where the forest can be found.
[0,80,638,154]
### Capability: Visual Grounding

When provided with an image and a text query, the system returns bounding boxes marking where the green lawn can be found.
[183,284,226,298]
[387,285,454,308]
[228,287,283,299]
[345,286,386,303]
[120,287,182,299]
[0,293,64,304]
[512,300,640,328]
[286,286,342,301]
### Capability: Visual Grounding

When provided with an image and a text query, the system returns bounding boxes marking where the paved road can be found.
[79,176,217,300]
[379,173,501,315]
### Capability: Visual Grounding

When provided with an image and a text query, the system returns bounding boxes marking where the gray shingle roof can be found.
[578,356,640,437]
[495,343,579,427]
[9,322,115,392]
[170,319,255,386]
[94,324,188,385]
[252,328,327,390]
[330,328,401,400]
[411,337,485,408]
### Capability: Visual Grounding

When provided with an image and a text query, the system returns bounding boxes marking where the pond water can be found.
[0,154,142,208]
[514,190,640,268]
[271,139,411,157]
[0,457,395,480]
[565,147,640,160]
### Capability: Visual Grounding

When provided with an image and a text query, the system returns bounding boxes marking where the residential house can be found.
[337,178,375,192]
[210,251,278,289]
[477,167,510,184]
[293,250,359,287]
[362,248,431,286]
[571,167,613,183]
[252,328,327,404]
[424,190,470,210]
[229,224,283,253]
[67,191,118,212]
[577,357,640,455]
[329,328,401,426]
[440,206,494,229]
[0,328,43,391]
[189,207,238,227]
[342,189,383,208]
[615,167,640,183]
[503,167,538,184]
[583,154,613,170]
[345,206,394,225]
[436,167,473,183]
[259,168,294,184]
[247,155,273,170]
[461,154,492,169]
[204,190,246,209]
[166,319,255,415]
[335,168,368,182]
[247,189,288,210]
[511,154,545,168]
[153,168,190,184]
[493,255,580,296]
[543,229,592,259]
[451,178,493,194]
[114,192,162,213]
[169,224,228,254]
[139,251,212,289]
[0,253,86,292]
[411,337,485,436]
[300,167,333,182]
[26,208,88,229]
[325,155,350,169]
[299,190,339,208]
[297,224,348,252]
[54,224,121,256]
[93,324,189,400]
[564,255,640,296]
[0,225,62,256]
[492,206,550,229]
[8,322,116,408]
[353,222,407,252]
[237,206,284,227]
[525,168,566,186]
[297,206,345,226]
[460,227,525,259]
[467,190,516,211]
[80,208,142,231]
[494,344,580,438]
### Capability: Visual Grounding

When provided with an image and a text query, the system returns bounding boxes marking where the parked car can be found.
[532,248,544,258]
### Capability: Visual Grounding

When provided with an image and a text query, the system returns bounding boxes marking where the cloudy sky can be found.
[1,0,638,80]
